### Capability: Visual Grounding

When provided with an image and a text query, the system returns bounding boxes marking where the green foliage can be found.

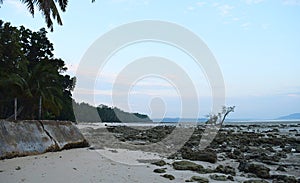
[73,102,152,123]
[0,20,75,120]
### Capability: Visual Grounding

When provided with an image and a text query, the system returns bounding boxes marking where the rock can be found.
[233,149,242,156]
[0,120,89,159]
[181,149,217,163]
[243,180,268,183]
[238,162,270,179]
[215,165,236,176]
[172,161,211,174]
[15,166,21,170]
[190,176,209,183]
[151,160,166,167]
[153,168,166,173]
[289,129,298,132]
[209,174,228,181]
[227,175,234,181]
[161,174,175,180]
[295,145,300,153]
[271,174,297,183]
[276,165,286,172]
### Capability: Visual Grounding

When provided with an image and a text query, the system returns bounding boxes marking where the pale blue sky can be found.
[1,0,300,119]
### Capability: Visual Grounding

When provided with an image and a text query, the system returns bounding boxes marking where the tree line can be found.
[73,103,152,123]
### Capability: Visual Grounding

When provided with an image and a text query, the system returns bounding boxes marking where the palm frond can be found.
[57,0,68,12]
[20,0,35,16]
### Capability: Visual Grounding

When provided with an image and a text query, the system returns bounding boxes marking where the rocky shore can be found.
[80,122,300,183]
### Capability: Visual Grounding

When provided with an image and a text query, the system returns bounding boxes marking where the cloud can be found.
[282,0,300,5]
[5,0,28,14]
[241,22,251,29]
[232,17,240,21]
[261,23,270,30]
[214,4,234,17]
[196,1,207,7]
[212,2,220,7]
[187,6,195,11]
[287,93,300,98]
[74,88,112,96]
[244,0,265,4]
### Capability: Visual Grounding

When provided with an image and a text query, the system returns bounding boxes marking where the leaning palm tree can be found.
[0,0,95,31]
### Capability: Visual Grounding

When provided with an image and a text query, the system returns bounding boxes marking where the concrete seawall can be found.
[0,120,89,159]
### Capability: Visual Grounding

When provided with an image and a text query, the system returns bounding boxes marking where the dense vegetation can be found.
[0,20,152,122]
[0,20,75,120]
[73,103,152,123]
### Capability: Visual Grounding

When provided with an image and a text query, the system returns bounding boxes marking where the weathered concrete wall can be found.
[0,120,89,159]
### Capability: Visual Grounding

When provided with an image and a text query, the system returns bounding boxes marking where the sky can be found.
[1,0,300,120]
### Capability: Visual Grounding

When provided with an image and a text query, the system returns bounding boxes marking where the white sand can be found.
[0,148,173,183]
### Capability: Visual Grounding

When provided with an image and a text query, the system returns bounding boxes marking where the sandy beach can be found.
[0,148,174,183]
[1,122,299,183]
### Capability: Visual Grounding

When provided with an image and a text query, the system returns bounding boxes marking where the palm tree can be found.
[23,61,64,119]
[0,0,95,31]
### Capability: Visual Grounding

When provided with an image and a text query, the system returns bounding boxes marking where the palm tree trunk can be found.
[38,96,42,120]
[14,97,17,120]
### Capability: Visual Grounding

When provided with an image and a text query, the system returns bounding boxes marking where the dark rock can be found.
[172,161,207,173]
[153,168,166,173]
[209,174,228,181]
[238,162,270,179]
[181,149,217,163]
[161,174,175,180]
[15,166,21,170]
[227,175,234,181]
[276,165,286,172]
[243,180,268,183]
[233,149,242,156]
[289,129,298,132]
[271,174,297,183]
[88,147,96,150]
[215,165,236,176]
[151,160,167,167]
[190,176,209,183]
[282,146,292,153]
[295,145,300,153]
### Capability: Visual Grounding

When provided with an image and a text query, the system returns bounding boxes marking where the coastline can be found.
[1,121,299,183]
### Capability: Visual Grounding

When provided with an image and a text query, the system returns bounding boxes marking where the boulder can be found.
[271,175,297,183]
[181,148,217,163]
[151,160,167,167]
[209,174,228,181]
[153,168,166,173]
[215,165,236,176]
[173,161,204,172]
[172,160,213,174]
[238,162,270,179]
[0,120,89,159]
[161,174,175,180]
[190,176,209,183]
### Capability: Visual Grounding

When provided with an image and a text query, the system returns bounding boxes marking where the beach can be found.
[1,121,300,183]
[0,148,174,183]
